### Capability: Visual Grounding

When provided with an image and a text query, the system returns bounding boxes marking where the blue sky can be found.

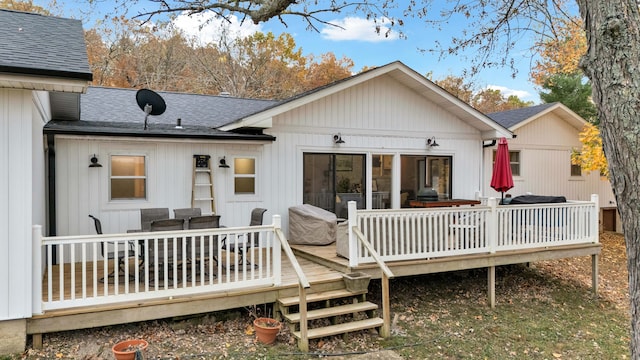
[38,1,549,103]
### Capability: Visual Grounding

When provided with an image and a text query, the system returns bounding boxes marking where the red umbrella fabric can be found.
[490,137,514,197]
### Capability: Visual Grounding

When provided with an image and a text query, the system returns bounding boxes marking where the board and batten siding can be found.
[263,74,486,231]
[482,110,616,207]
[54,136,266,241]
[0,89,44,320]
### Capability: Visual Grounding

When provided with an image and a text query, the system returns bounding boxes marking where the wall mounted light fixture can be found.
[333,133,345,144]
[426,136,439,147]
[219,156,230,168]
[89,154,102,168]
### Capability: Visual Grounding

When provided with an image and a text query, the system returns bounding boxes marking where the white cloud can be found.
[321,17,398,42]
[486,84,532,100]
[172,12,262,45]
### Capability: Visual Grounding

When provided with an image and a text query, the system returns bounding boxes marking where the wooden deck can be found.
[291,242,601,280]
[29,240,601,340]
[28,252,345,336]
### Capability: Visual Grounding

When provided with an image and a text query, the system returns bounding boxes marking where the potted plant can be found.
[248,304,281,344]
[111,339,148,360]
[253,317,282,344]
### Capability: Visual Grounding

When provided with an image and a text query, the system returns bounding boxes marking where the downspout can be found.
[46,134,57,264]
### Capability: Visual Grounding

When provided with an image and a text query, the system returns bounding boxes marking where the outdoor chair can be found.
[88,214,138,282]
[148,218,186,282]
[187,215,221,277]
[174,208,202,228]
[140,208,170,232]
[222,208,267,270]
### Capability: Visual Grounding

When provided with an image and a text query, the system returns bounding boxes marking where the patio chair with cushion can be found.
[222,208,267,270]
[88,214,138,282]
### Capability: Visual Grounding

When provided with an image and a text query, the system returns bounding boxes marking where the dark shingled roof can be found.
[487,103,557,129]
[0,9,92,80]
[45,87,279,140]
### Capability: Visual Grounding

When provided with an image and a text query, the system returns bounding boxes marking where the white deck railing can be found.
[347,195,600,267]
[32,216,286,314]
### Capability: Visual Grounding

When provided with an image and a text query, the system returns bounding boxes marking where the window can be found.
[493,150,520,176]
[110,155,146,200]
[571,163,582,176]
[234,157,256,194]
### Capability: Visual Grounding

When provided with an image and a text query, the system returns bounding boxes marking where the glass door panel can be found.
[372,154,392,209]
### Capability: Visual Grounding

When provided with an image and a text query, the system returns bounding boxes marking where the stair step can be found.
[283,302,378,323]
[292,317,384,340]
[278,289,366,307]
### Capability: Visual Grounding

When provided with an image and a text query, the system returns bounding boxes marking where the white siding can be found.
[264,74,485,231]
[55,137,265,238]
[0,89,37,320]
[482,111,616,208]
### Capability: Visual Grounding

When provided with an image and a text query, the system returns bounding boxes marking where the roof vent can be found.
[219,91,231,97]
[175,118,183,129]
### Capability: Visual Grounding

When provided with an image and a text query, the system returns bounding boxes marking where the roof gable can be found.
[219,61,513,140]
[0,9,92,82]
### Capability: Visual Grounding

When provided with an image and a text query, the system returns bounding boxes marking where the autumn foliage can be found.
[571,123,608,177]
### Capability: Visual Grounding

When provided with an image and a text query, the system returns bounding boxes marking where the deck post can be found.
[32,225,43,316]
[381,272,391,337]
[487,198,498,254]
[272,215,282,286]
[298,285,309,352]
[592,254,599,297]
[348,201,358,268]
[488,265,496,308]
[591,194,600,242]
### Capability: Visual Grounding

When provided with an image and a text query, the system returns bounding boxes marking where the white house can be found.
[484,103,619,231]
[47,62,513,240]
[0,9,92,354]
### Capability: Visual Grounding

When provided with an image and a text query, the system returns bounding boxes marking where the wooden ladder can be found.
[277,287,383,349]
[192,155,216,215]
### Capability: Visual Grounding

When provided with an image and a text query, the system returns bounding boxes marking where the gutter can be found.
[46,134,57,264]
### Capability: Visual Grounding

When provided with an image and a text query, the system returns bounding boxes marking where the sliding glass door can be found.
[400,155,452,207]
[303,153,365,217]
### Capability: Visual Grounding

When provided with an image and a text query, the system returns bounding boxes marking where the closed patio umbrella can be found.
[490,137,514,203]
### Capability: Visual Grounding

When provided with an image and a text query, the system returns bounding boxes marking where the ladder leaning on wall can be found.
[192,154,216,215]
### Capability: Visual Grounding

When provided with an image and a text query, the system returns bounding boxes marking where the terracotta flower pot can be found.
[253,317,281,344]
[112,339,148,360]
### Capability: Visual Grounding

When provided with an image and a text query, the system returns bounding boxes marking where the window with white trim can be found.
[493,150,521,176]
[234,157,256,194]
[110,155,147,200]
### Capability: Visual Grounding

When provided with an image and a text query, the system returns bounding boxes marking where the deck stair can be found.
[277,287,383,343]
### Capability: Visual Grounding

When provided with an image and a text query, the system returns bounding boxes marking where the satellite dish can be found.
[136,89,166,130]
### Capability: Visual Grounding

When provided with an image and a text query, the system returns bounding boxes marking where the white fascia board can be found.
[0,73,89,93]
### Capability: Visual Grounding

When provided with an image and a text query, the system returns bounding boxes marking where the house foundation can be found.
[0,319,26,355]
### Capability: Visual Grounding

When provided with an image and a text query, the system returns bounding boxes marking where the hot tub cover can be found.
[288,204,337,245]
[509,195,567,204]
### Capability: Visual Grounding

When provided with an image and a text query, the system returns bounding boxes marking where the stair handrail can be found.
[348,201,394,338]
[274,216,310,352]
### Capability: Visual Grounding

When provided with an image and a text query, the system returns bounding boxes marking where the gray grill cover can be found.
[288,204,337,245]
